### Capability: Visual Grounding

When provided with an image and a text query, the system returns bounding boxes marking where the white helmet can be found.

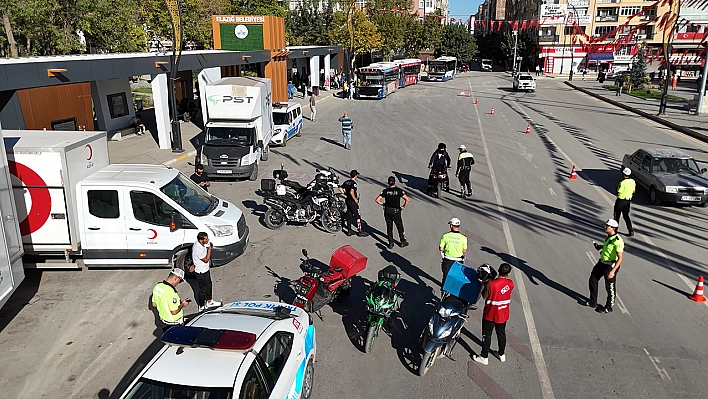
[622,167,631,176]
[448,218,461,226]
[459,144,466,150]
[605,219,619,228]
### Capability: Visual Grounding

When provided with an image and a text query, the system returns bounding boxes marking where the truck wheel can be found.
[282,134,287,147]
[296,124,302,137]
[261,145,269,161]
[649,186,662,205]
[249,163,259,181]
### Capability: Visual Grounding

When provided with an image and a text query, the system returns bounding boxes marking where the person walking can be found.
[439,218,467,288]
[190,163,210,192]
[152,268,189,332]
[338,112,353,149]
[586,219,624,314]
[671,73,678,90]
[456,144,475,197]
[535,65,540,77]
[615,78,623,96]
[582,69,587,81]
[473,263,514,365]
[375,176,410,249]
[614,168,636,237]
[340,170,368,237]
[342,80,349,99]
[309,92,317,121]
[191,232,222,311]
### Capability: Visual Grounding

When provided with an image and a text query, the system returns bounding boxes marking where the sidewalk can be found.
[566,79,708,143]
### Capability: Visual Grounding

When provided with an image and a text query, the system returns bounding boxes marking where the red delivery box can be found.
[329,245,367,278]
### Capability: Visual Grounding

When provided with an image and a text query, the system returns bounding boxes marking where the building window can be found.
[596,7,619,17]
[419,1,424,8]
[107,93,129,119]
[620,6,641,16]
[594,25,616,37]
[565,25,587,35]
[641,6,657,19]
[540,26,556,36]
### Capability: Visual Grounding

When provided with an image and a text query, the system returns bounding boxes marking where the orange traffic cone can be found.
[474,98,479,104]
[459,90,465,96]
[689,276,707,302]
[491,107,495,115]
[569,165,578,180]
[467,91,471,98]
[525,124,531,135]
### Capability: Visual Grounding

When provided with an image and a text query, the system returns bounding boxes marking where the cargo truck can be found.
[200,77,274,181]
[0,128,24,309]
[4,130,249,269]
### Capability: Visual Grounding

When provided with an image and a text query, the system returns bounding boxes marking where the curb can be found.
[565,81,708,144]
[163,150,197,166]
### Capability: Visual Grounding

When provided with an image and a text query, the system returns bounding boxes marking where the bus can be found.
[393,59,422,87]
[423,56,457,82]
[355,63,400,99]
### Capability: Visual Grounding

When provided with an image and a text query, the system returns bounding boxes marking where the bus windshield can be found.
[428,63,447,73]
[360,74,383,86]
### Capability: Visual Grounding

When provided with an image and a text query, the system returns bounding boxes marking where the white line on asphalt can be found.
[534,164,539,169]
[470,79,555,399]
[643,348,672,381]
[541,176,547,181]
[549,188,556,196]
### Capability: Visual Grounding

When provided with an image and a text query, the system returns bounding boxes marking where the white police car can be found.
[120,301,316,399]
[271,102,303,147]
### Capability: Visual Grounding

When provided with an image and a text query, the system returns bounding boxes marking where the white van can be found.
[271,102,303,146]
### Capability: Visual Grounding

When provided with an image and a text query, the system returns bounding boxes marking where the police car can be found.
[120,301,316,399]
[271,102,303,147]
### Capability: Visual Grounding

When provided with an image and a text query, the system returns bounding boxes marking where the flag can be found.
[513,21,519,31]
[497,21,503,31]
[521,20,527,31]
[528,20,534,29]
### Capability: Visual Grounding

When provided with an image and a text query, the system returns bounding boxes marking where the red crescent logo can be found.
[86,144,93,160]
[8,161,52,235]
[148,229,157,239]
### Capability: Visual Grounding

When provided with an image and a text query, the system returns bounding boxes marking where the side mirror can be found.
[170,213,181,232]
[257,140,264,149]
[302,248,308,258]
[702,168,707,174]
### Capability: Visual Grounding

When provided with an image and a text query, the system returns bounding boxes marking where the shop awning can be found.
[588,52,615,61]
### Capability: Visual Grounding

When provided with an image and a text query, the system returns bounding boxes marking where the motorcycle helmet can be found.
[476,263,497,283]
[438,142,447,151]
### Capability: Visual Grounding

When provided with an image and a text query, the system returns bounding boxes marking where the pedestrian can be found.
[439,218,467,288]
[190,163,210,192]
[152,268,189,332]
[535,65,540,76]
[614,167,636,236]
[671,73,678,90]
[339,170,368,237]
[349,80,355,99]
[473,263,514,365]
[456,144,475,197]
[309,92,317,121]
[130,114,146,135]
[582,69,587,81]
[287,81,295,99]
[586,219,624,314]
[615,78,623,96]
[300,80,306,98]
[342,80,349,99]
[191,232,222,311]
[375,176,410,249]
[338,112,353,149]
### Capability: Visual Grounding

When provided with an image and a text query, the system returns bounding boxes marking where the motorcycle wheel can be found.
[436,181,442,198]
[320,208,341,233]
[417,346,441,376]
[364,319,382,353]
[264,208,286,229]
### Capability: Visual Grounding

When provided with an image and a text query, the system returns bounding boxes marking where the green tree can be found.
[79,0,148,52]
[401,14,423,57]
[421,10,443,52]
[288,0,334,46]
[630,44,648,90]
[436,23,476,64]
[329,3,381,70]
[228,0,286,17]
[368,0,410,60]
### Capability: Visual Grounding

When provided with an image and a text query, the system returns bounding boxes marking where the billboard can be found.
[540,4,568,25]
[219,23,264,51]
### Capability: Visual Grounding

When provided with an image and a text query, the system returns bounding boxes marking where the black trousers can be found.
[458,171,471,194]
[613,199,633,233]
[343,200,362,232]
[480,319,507,358]
[383,207,405,243]
[441,258,456,288]
[196,270,213,307]
[588,261,619,308]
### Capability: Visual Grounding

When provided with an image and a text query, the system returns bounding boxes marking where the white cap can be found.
[449,218,461,226]
[170,268,185,279]
[605,219,619,228]
[459,144,466,149]
[622,167,631,176]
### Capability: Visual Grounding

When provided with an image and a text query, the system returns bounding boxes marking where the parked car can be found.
[271,102,303,147]
[513,73,536,92]
[622,148,708,206]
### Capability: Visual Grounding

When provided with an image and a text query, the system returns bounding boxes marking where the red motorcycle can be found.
[293,246,368,314]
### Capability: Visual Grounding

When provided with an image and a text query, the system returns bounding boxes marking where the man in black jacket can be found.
[427,143,451,196]
[456,145,475,197]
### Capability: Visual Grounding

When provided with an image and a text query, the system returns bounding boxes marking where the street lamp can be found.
[165,0,184,152]
[567,3,579,81]
[512,30,519,75]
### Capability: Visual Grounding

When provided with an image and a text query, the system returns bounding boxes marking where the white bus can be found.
[423,56,457,82]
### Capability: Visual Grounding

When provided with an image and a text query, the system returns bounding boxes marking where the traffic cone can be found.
[459,90,465,96]
[474,98,478,104]
[689,276,707,302]
[491,107,495,115]
[467,91,471,98]
[569,165,578,180]
[525,124,531,135]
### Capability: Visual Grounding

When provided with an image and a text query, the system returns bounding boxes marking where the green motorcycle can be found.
[363,265,404,353]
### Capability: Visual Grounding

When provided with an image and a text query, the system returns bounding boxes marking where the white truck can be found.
[201,77,274,181]
[4,130,249,269]
[0,128,24,309]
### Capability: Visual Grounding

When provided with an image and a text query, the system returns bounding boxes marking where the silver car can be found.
[622,148,708,206]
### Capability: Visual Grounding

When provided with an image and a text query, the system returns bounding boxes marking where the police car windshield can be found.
[206,126,254,146]
[124,378,233,399]
[273,112,289,125]
[160,173,216,216]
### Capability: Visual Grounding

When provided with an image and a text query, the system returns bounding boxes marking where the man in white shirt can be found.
[191,232,221,311]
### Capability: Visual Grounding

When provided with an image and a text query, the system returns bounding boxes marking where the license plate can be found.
[216,170,233,174]
[681,196,701,201]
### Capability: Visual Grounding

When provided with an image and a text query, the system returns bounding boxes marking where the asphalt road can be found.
[1,72,707,399]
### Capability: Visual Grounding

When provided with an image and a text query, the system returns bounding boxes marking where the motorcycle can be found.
[261,168,343,232]
[417,295,474,376]
[273,164,347,213]
[429,167,449,198]
[293,246,368,315]
[363,265,404,353]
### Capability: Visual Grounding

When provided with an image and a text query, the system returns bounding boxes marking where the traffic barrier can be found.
[474,98,478,104]
[491,107,495,115]
[459,90,466,96]
[525,124,531,135]
[689,275,707,303]
[569,165,578,180]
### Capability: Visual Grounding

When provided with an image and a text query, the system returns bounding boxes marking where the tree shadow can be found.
[107,338,164,398]
[391,171,430,196]
[269,149,302,166]
[376,243,441,288]
[521,199,597,230]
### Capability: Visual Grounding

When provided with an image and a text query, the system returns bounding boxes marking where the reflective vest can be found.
[483,277,514,323]
[617,178,636,200]
[152,281,183,324]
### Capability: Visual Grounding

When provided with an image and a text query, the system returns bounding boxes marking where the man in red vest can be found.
[473,263,514,365]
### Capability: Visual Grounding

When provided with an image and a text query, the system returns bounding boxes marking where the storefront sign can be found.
[540,4,568,24]
[568,0,590,6]
[215,15,265,23]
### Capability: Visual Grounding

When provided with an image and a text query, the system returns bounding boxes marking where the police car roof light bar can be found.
[161,326,257,350]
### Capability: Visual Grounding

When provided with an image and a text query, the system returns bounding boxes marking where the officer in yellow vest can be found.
[614,168,636,236]
[439,217,468,288]
[152,268,190,332]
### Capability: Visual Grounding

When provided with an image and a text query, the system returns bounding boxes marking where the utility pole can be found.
[164,0,184,152]
[696,46,708,115]
[512,30,518,75]
[659,1,680,115]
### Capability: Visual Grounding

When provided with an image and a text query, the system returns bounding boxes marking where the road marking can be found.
[534,164,539,169]
[548,187,556,196]
[471,80,555,399]
[541,176,546,180]
[643,348,672,381]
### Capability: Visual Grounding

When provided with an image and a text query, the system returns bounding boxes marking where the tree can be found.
[329,5,381,71]
[421,10,443,52]
[436,23,476,64]
[368,0,410,60]
[288,0,334,46]
[80,0,148,52]
[630,44,648,90]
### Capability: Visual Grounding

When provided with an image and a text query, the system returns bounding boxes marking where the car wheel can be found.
[300,358,314,399]
[282,134,287,147]
[249,163,258,181]
[649,186,662,205]
[261,145,269,161]
[296,124,302,137]
[701,201,708,208]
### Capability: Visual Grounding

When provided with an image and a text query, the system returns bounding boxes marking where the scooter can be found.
[417,295,474,376]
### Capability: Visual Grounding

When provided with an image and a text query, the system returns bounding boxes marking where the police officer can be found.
[340,170,368,237]
[456,144,475,197]
[586,219,624,314]
[439,218,468,288]
[375,176,410,249]
[614,167,636,236]
[152,268,190,332]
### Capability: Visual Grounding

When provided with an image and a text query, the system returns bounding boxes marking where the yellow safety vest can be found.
[152,281,183,323]
[617,178,636,200]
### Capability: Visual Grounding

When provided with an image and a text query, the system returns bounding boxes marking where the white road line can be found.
[470,79,555,399]
[541,176,547,181]
[549,188,556,196]
[643,348,672,381]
